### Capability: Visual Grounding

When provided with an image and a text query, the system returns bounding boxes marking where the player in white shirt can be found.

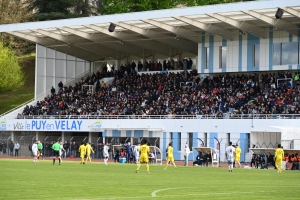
[59,141,65,163]
[133,143,140,165]
[225,141,235,172]
[103,142,110,165]
[32,140,38,163]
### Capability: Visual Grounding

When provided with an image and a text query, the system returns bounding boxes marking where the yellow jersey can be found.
[275,148,284,160]
[235,147,241,156]
[140,144,150,157]
[167,146,174,157]
[79,145,86,155]
[85,144,94,154]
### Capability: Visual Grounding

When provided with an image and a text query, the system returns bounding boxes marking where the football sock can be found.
[81,157,84,163]
[173,163,177,168]
[59,158,61,164]
[136,163,141,170]
[53,158,55,164]
[146,164,149,172]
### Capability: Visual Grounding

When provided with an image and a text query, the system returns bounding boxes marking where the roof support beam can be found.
[207,13,266,39]
[60,26,144,58]
[86,24,171,57]
[142,19,202,43]
[8,31,63,46]
[173,16,233,41]
[34,29,117,59]
[116,22,197,55]
[242,10,299,36]
[283,7,300,18]
[8,32,104,61]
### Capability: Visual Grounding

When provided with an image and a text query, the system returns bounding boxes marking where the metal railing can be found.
[4,114,300,120]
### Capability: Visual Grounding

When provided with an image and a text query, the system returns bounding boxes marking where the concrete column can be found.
[181,132,188,160]
[88,132,92,143]
[61,132,64,142]
[11,131,14,142]
[36,131,39,141]
[115,60,120,70]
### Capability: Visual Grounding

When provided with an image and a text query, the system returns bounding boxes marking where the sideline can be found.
[75,190,281,200]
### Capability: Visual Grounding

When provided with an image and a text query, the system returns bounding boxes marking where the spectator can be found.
[266,152,275,169]
[250,154,256,168]
[114,149,120,163]
[183,144,190,166]
[193,151,203,166]
[2,142,6,155]
[203,151,211,167]
[9,141,14,157]
[14,141,20,157]
[120,149,126,158]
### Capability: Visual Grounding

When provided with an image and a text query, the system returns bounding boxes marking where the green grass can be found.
[0,55,35,115]
[0,159,299,200]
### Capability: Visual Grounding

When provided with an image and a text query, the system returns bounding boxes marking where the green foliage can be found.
[27,0,73,14]
[183,0,242,6]
[100,0,181,14]
[0,43,25,92]
[100,0,243,14]
[28,0,99,21]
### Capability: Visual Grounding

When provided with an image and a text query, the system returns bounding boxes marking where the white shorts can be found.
[228,154,234,163]
[103,153,108,158]
[135,156,140,160]
[32,151,38,156]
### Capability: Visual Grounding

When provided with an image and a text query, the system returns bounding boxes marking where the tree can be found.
[27,0,100,21]
[0,0,33,56]
[99,0,242,15]
[71,0,98,16]
[0,43,25,92]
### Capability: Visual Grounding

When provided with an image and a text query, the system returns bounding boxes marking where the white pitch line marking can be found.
[151,188,177,197]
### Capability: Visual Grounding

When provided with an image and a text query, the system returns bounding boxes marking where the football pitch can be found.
[0,159,298,200]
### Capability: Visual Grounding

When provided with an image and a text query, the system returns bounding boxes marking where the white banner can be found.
[1,119,104,132]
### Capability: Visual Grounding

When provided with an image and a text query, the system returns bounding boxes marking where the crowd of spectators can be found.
[120,58,193,72]
[19,66,300,118]
[250,152,300,170]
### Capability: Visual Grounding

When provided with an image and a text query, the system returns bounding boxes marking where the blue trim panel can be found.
[172,132,180,160]
[269,27,273,71]
[209,133,218,148]
[134,130,143,138]
[163,132,167,160]
[209,35,214,73]
[288,34,293,70]
[238,35,243,72]
[222,38,227,47]
[239,133,249,162]
[247,33,260,71]
[126,130,131,138]
[112,130,121,137]
[149,131,153,138]
[201,32,205,73]
[189,132,198,161]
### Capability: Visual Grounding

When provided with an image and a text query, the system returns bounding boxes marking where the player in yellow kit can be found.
[274,144,284,174]
[164,143,177,170]
[85,142,94,163]
[235,144,242,168]
[78,142,86,164]
[136,140,150,173]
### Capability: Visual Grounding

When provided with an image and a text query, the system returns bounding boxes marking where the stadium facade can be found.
[1,0,300,162]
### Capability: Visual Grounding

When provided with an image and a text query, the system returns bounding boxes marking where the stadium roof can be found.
[0,0,300,61]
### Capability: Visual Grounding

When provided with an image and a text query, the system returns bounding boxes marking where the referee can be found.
[52,141,61,165]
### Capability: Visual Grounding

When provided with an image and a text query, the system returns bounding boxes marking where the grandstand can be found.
[1,0,300,164]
